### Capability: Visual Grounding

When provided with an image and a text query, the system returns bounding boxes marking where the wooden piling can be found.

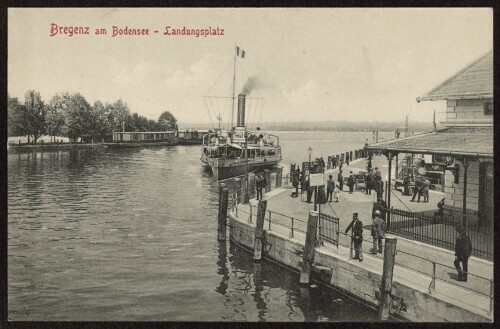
[276,166,283,188]
[264,169,271,193]
[218,187,229,241]
[254,199,268,261]
[379,236,397,320]
[300,211,319,284]
[218,183,226,221]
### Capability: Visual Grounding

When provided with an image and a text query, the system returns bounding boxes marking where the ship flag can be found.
[236,46,245,58]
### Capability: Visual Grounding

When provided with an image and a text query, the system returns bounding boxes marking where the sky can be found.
[8,8,493,128]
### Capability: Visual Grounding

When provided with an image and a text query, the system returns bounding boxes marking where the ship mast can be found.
[230,44,237,129]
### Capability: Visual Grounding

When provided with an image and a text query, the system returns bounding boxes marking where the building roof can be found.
[417,50,493,102]
[366,127,493,158]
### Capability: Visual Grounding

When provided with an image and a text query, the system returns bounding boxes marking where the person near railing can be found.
[454,226,472,282]
[256,174,265,200]
[326,175,334,203]
[305,177,312,203]
[371,210,385,254]
[345,213,364,262]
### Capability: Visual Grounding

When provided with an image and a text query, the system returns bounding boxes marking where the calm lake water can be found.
[8,131,394,321]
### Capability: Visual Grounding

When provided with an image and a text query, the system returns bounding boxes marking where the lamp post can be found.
[308,146,317,211]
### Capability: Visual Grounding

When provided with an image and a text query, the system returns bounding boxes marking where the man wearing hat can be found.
[454,226,472,282]
[345,213,364,261]
[371,210,385,254]
[411,174,424,202]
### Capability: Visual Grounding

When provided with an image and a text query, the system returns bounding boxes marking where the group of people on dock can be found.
[402,174,431,203]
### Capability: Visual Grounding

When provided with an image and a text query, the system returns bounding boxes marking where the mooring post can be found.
[218,182,226,223]
[276,165,283,188]
[264,169,271,193]
[379,236,397,320]
[254,199,268,261]
[218,188,229,241]
[300,211,319,284]
[234,178,241,204]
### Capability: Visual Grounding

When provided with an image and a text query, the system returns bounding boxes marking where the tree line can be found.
[8,90,178,143]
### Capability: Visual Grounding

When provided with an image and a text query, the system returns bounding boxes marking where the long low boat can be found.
[103,131,178,148]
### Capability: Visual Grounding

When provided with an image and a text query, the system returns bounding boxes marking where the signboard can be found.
[310,173,324,187]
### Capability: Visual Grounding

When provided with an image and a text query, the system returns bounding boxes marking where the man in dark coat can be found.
[347,171,355,193]
[366,170,374,195]
[403,175,410,196]
[256,174,264,200]
[372,199,387,221]
[375,176,384,201]
[338,171,344,191]
[332,156,337,169]
[345,213,364,261]
[454,226,472,282]
[411,175,424,202]
[305,178,312,203]
[326,175,335,202]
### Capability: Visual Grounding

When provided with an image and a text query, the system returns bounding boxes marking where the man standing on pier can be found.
[371,210,385,254]
[411,175,424,203]
[345,213,363,261]
[366,169,374,195]
[326,175,334,202]
[347,172,355,193]
[338,171,344,191]
[256,174,265,200]
[454,226,472,282]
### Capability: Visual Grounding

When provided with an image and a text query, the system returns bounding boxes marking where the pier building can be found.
[366,51,493,257]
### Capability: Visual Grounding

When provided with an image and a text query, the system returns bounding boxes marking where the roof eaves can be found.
[416,50,493,103]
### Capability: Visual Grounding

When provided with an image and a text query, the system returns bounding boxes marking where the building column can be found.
[458,156,477,228]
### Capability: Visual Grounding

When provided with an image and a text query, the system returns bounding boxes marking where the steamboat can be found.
[201,47,281,181]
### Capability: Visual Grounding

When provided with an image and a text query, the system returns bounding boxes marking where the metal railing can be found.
[229,182,494,315]
[389,207,493,261]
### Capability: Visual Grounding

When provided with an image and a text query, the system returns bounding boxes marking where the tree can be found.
[46,93,68,142]
[108,99,131,132]
[158,111,178,131]
[24,90,46,143]
[62,93,93,142]
[91,101,114,141]
[8,95,28,137]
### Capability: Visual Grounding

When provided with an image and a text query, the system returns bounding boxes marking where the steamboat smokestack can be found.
[237,94,246,127]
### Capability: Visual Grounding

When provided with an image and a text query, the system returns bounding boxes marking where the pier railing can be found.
[229,195,493,312]
[388,207,493,261]
[333,230,493,313]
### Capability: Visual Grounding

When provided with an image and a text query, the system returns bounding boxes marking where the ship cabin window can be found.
[484,102,493,116]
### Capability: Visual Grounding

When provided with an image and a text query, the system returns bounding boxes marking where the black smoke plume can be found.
[241,76,262,95]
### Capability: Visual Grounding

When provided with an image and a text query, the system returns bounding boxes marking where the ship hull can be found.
[206,160,280,181]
